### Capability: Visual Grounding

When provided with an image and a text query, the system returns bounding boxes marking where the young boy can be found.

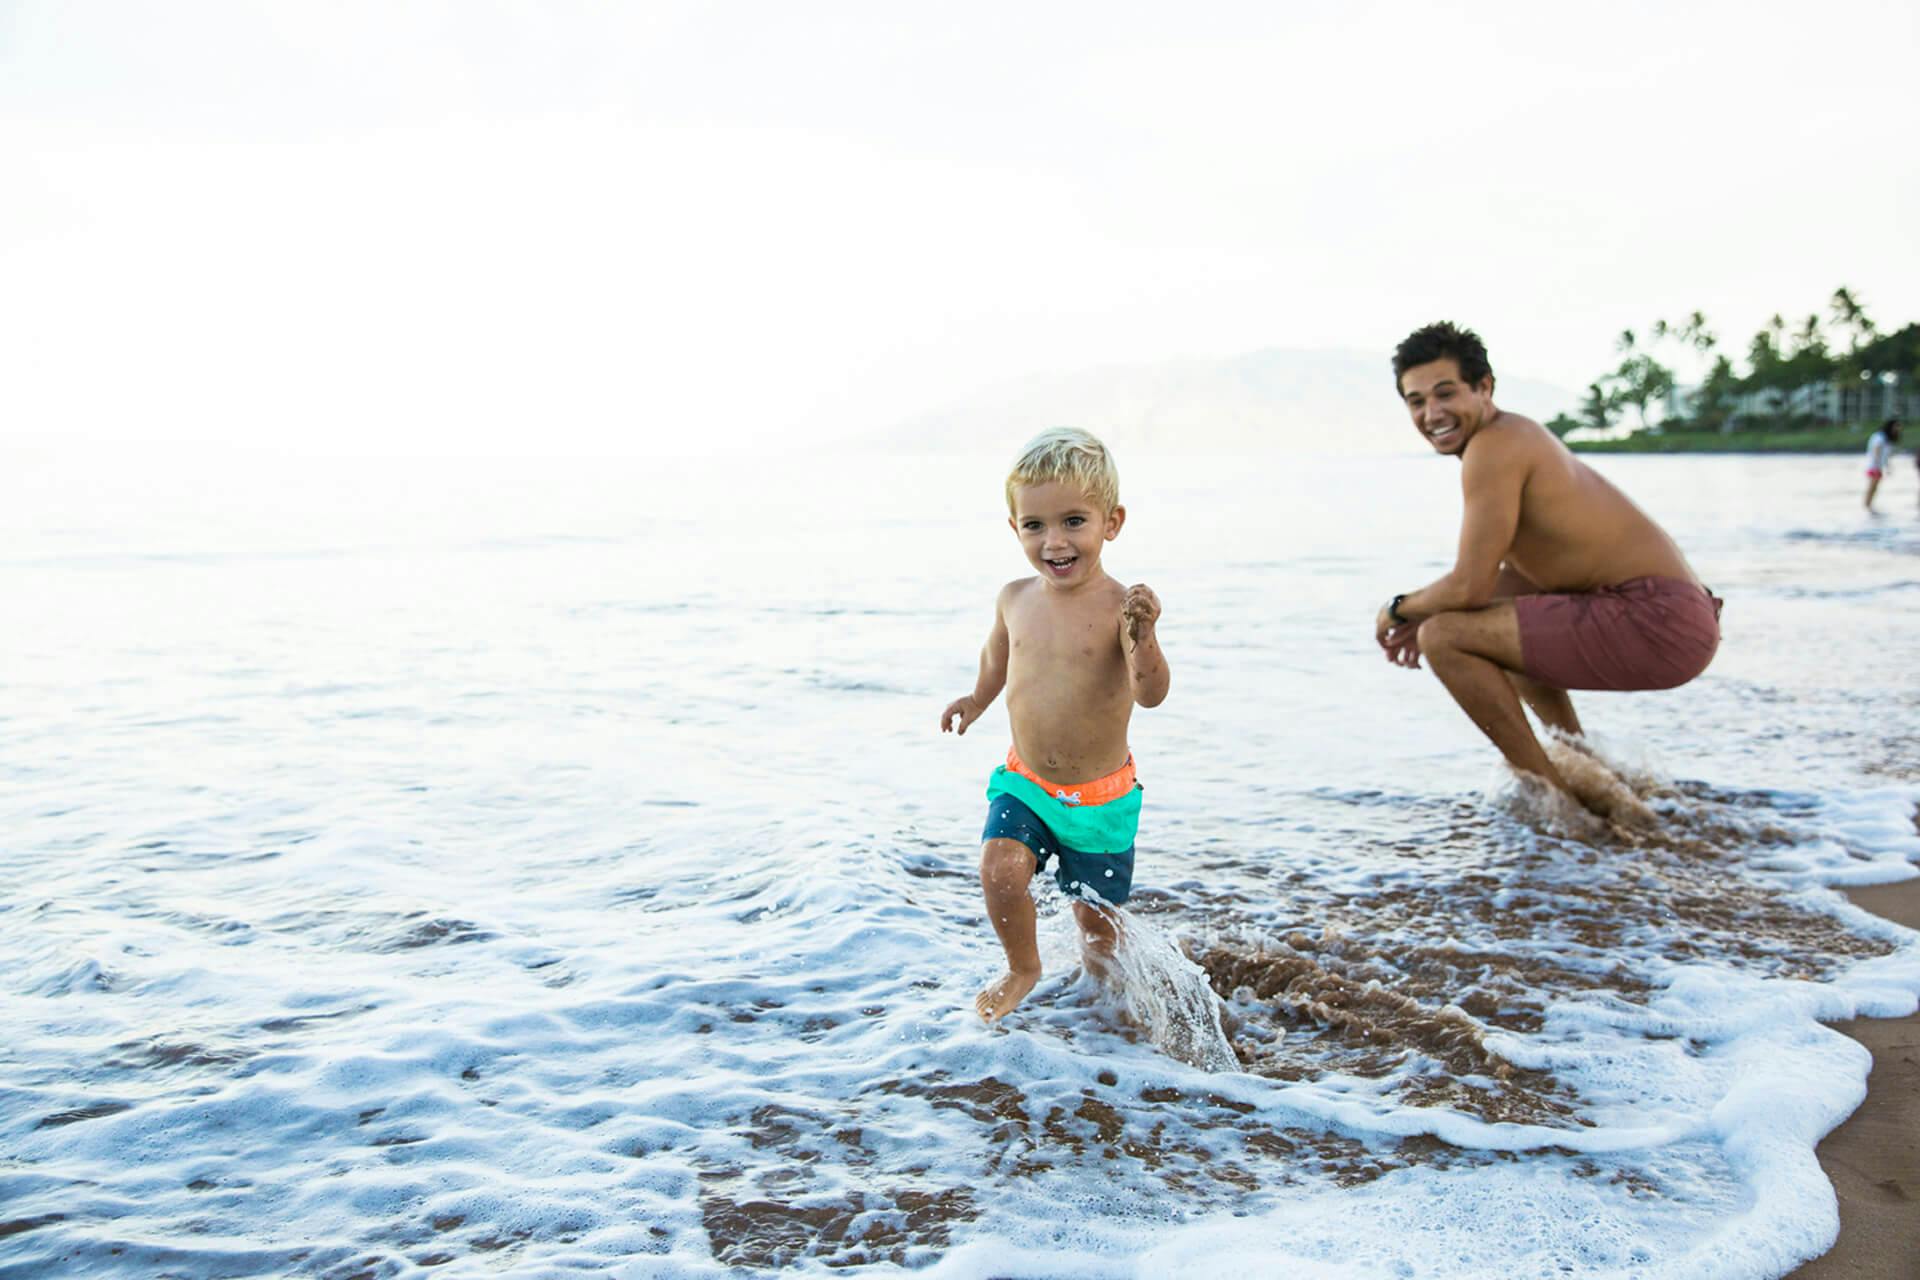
[939,428,1169,1024]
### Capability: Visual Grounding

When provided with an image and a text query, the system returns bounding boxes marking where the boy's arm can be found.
[1122,584,1169,708]
[940,587,1012,735]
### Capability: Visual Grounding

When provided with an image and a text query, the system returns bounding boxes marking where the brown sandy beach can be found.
[1788,875,1920,1279]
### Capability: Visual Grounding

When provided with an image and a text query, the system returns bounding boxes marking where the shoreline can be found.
[1786,875,1920,1278]
[1567,424,1893,455]
[1569,446,1871,455]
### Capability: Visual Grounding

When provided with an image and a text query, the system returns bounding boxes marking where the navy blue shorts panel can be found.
[981,793,1135,906]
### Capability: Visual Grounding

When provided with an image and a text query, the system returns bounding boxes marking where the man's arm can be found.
[1122,584,1170,708]
[941,587,1013,734]
[1386,433,1527,627]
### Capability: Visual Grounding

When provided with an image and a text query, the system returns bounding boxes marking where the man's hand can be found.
[941,695,984,735]
[1375,602,1422,669]
[1124,584,1161,647]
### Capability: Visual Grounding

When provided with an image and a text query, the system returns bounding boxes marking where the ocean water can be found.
[2,447,1917,1279]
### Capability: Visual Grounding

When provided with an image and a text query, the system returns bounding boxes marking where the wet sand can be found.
[1788,876,1920,1279]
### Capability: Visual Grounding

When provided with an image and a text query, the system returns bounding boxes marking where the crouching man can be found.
[1375,322,1721,809]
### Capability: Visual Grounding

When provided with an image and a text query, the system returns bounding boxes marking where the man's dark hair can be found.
[1883,417,1901,438]
[1393,322,1494,394]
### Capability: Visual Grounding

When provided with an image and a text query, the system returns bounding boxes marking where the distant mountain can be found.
[892,348,1577,454]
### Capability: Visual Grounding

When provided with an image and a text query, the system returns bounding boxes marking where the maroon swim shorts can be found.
[1514,576,1722,692]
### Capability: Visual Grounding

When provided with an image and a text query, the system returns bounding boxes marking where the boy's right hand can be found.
[940,696,983,735]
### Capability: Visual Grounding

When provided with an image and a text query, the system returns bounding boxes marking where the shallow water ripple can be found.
[2,452,1918,1277]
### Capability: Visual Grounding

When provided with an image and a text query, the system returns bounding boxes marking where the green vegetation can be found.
[1571,425,1878,454]
[1548,287,1917,452]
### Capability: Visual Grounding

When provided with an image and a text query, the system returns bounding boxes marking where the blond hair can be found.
[1004,428,1120,514]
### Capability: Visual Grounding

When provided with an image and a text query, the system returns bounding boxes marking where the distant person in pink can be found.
[1863,418,1900,511]
[1373,322,1721,814]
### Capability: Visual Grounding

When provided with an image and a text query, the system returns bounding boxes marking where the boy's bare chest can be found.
[1005,598,1122,670]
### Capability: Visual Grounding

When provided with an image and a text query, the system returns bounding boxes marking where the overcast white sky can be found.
[4,1,1915,455]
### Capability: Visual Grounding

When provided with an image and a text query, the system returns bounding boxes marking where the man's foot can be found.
[975,968,1041,1024]
[1556,754,1657,829]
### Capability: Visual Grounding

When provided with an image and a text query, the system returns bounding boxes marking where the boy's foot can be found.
[975,968,1041,1024]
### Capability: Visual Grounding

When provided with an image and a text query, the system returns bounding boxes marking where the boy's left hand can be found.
[1124,583,1161,645]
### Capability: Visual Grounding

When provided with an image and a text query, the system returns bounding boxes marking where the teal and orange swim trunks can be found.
[981,747,1142,905]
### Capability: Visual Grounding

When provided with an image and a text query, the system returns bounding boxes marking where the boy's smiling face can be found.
[1009,480,1124,588]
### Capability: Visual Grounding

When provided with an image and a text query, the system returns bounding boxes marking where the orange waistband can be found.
[1005,747,1137,807]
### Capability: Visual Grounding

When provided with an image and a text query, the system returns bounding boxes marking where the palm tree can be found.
[1748,321,1786,398]
[1680,310,1715,354]
[1793,314,1826,357]
[1828,287,1877,354]
[1580,382,1612,431]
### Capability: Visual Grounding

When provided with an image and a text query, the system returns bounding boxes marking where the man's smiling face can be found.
[1398,357,1495,456]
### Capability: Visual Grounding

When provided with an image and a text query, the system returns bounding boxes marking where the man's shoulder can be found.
[1464,412,1553,470]
[1484,409,1555,445]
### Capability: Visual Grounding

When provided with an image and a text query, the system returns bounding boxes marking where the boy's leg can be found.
[1070,900,1121,982]
[976,838,1042,1024]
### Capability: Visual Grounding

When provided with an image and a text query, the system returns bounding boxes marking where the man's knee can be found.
[1417,612,1465,657]
[980,839,1036,889]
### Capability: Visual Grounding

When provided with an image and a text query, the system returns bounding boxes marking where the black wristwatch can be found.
[1387,594,1409,626]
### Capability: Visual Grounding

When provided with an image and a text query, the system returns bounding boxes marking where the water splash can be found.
[1497,732,1816,859]
[1490,731,1662,838]
[1075,898,1239,1072]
